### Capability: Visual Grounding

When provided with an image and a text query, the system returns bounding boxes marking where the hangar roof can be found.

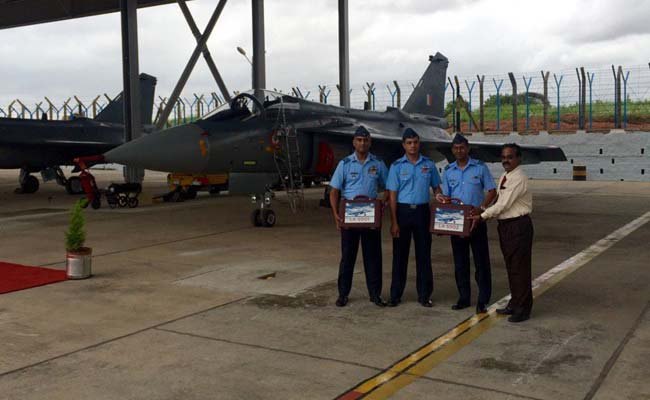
[0,0,180,30]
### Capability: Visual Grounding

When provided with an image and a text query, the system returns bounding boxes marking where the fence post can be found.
[493,78,504,132]
[612,65,621,128]
[387,84,395,107]
[580,67,587,130]
[553,74,563,130]
[62,98,71,120]
[193,94,202,118]
[73,96,87,117]
[90,95,100,118]
[319,85,330,104]
[45,97,55,120]
[35,102,44,119]
[464,79,475,131]
[363,82,376,110]
[508,72,518,132]
[541,71,549,131]
[155,96,167,127]
[393,81,401,108]
[453,76,461,132]
[522,75,533,131]
[587,71,595,130]
[620,67,630,129]
[212,92,223,109]
[447,78,456,130]
[477,75,484,132]
[16,100,26,118]
[575,68,583,129]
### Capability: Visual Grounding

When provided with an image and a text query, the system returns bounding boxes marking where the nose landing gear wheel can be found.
[118,194,128,208]
[251,209,263,227]
[261,209,276,227]
[65,176,84,195]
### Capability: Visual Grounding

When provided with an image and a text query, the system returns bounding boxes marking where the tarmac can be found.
[0,168,648,400]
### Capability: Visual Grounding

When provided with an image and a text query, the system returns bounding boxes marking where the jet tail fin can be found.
[402,53,448,117]
[95,73,157,125]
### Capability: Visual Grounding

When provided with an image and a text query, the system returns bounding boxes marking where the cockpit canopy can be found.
[202,90,294,122]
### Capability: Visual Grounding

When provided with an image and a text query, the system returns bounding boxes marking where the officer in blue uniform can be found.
[329,126,389,307]
[386,128,442,307]
[440,133,497,314]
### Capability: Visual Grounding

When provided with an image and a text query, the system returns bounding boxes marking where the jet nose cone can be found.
[105,124,210,172]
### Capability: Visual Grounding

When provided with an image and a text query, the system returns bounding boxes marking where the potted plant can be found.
[65,199,92,279]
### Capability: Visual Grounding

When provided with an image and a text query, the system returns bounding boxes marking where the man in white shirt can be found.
[470,143,534,322]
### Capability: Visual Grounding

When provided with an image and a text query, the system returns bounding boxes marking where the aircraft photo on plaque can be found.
[344,202,376,224]
[430,202,473,236]
[339,198,382,229]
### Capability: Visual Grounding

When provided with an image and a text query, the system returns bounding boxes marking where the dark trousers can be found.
[338,228,383,299]
[390,204,433,301]
[451,220,492,306]
[497,215,534,316]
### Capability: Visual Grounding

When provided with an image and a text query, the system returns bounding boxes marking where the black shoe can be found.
[451,301,470,311]
[335,296,348,307]
[420,299,433,308]
[508,313,530,323]
[388,298,401,307]
[476,303,487,314]
[496,306,514,315]
[370,296,387,307]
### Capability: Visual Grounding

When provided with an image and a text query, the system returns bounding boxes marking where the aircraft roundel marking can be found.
[269,130,281,149]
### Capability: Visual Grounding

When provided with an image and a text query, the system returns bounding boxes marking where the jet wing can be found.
[300,122,566,164]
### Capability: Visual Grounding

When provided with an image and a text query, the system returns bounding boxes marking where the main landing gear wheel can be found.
[19,175,39,194]
[65,176,84,195]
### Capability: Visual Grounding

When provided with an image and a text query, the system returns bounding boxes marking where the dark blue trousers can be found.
[390,204,433,302]
[450,220,492,306]
[338,228,383,299]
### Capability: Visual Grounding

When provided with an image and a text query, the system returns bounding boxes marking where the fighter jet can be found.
[104,53,566,227]
[0,74,156,194]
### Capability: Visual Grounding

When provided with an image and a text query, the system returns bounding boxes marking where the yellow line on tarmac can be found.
[336,210,650,400]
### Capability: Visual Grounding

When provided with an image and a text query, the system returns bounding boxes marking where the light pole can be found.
[236,46,253,89]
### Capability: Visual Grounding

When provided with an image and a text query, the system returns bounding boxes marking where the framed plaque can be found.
[430,200,474,237]
[339,196,382,229]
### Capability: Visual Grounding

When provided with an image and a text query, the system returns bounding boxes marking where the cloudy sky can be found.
[1,0,649,107]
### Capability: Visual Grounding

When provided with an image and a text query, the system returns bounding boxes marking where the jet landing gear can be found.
[251,191,276,227]
[15,168,39,194]
[49,167,83,195]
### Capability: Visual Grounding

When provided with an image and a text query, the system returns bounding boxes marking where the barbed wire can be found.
[2,63,649,131]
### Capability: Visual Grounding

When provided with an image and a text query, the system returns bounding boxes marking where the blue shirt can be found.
[329,152,388,200]
[442,157,496,207]
[386,155,442,204]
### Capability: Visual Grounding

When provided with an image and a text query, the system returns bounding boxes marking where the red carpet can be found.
[0,262,67,294]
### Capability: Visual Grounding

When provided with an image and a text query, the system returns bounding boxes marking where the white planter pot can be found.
[66,247,92,279]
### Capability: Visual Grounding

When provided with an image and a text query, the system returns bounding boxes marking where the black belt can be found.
[397,203,429,210]
[498,214,530,224]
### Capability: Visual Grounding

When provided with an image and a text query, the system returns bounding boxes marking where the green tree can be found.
[65,199,87,252]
